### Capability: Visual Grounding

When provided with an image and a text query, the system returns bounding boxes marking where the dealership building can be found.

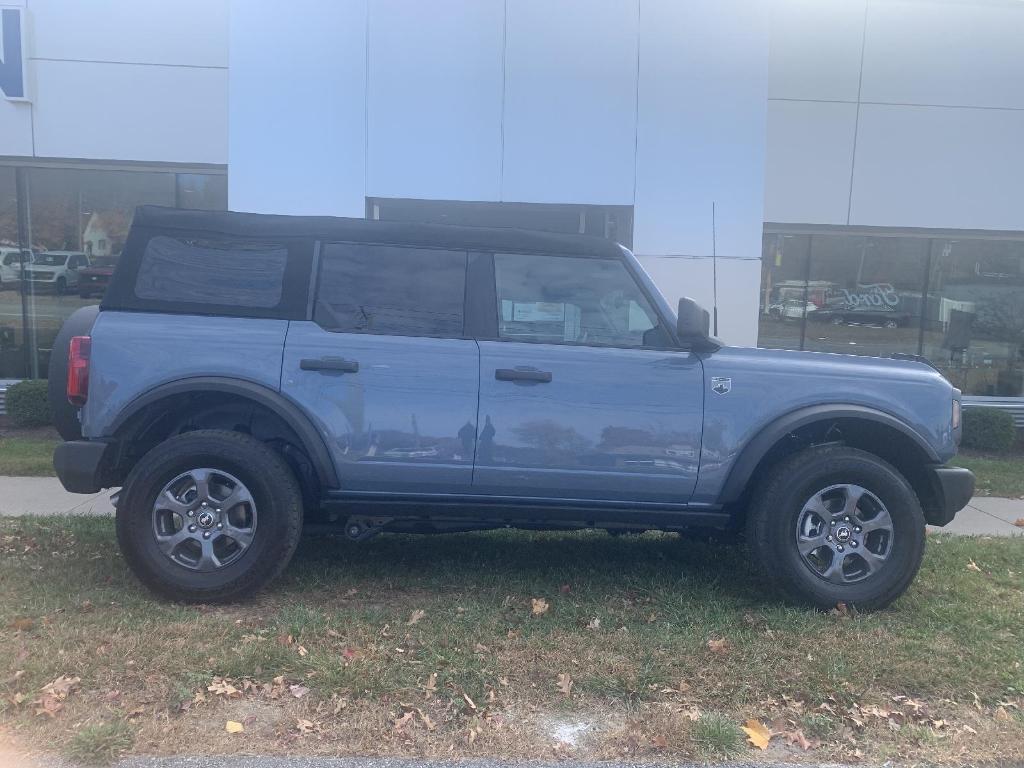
[1,0,1023,406]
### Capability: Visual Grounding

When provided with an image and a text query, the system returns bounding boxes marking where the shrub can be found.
[5,379,52,427]
[961,406,1016,453]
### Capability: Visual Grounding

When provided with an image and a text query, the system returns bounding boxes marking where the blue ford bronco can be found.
[50,206,974,608]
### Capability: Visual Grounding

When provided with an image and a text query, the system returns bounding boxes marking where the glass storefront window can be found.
[0,163,227,380]
[758,229,1024,398]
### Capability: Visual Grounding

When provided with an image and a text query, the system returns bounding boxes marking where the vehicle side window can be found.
[316,243,467,338]
[135,235,288,308]
[493,253,665,348]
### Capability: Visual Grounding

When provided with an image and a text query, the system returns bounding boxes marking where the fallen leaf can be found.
[707,638,730,655]
[41,675,80,698]
[393,710,415,732]
[407,609,426,625]
[296,719,315,734]
[531,598,549,616]
[342,647,357,660]
[10,618,34,632]
[289,684,310,699]
[652,734,668,748]
[424,672,438,699]
[586,617,601,630]
[966,560,983,573]
[474,643,489,654]
[994,706,1010,722]
[296,644,309,657]
[225,720,244,734]
[277,633,294,646]
[207,678,241,698]
[34,695,63,718]
[462,692,478,711]
[742,719,772,750]
[418,709,436,731]
[785,729,813,750]
[556,673,573,697]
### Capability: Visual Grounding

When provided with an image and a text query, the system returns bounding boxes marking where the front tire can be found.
[745,445,925,611]
[116,430,303,602]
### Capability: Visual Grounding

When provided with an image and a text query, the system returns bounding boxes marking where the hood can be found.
[717,346,947,387]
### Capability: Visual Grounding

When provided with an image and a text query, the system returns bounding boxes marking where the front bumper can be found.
[924,466,975,527]
[53,439,117,493]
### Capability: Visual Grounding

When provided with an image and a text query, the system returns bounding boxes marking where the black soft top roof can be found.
[130,205,625,258]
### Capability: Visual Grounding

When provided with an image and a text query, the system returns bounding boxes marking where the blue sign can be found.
[1,8,27,101]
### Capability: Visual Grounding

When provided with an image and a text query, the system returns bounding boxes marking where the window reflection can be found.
[0,164,227,379]
[759,230,1024,397]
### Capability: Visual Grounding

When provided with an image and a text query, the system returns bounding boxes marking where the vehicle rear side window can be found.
[135,235,288,308]
[316,243,466,337]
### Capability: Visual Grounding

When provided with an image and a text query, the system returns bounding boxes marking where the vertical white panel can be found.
[862,0,1024,110]
[636,255,760,347]
[850,104,1024,231]
[32,61,227,163]
[501,0,638,204]
[764,100,857,225]
[0,100,32,155]
[634,0,769,258]
[29,0,228,67]
[229,0,366,216]
[366,0,503,201]
[768,0,865,102]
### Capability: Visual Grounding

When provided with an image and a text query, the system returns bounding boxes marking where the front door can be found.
[473,252,704,503]
[283,243,479,494]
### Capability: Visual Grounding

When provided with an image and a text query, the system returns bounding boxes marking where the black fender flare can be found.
[107,376,339,489]
[718,404,940,505]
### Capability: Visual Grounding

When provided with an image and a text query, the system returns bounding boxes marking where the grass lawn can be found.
[0,428,59,477]
[0,517,1021,765]
[952,451,1024,499]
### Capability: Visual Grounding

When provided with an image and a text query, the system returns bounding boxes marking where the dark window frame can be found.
[312,241,471,340]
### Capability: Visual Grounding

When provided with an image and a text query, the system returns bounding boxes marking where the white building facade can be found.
[2,0,1022,400]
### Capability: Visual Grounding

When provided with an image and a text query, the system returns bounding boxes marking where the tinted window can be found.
[316,244,466,337]
[135,235,288,308]
[493,253,663,347]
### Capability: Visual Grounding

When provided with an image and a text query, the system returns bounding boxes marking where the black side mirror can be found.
[677,297,719,351]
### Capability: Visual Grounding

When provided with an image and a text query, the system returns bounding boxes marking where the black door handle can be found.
[300,357,359,373]
[495,368,552,383]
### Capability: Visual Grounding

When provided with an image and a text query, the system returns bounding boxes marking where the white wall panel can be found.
[500,0,638,204]
[31,60,226,163]
[0,100,32,155]
[637,255,760,346]
[764,100,857,225]
[768,0,865,102]
[850,104,1024,231]
[862,0,1024,110]
[229,0,365,216]
[634,0,768,258]
[366,0,503,201]
[29,0,227,67]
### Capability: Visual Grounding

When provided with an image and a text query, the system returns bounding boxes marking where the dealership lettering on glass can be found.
[0,8,27,101]
[836,283,900,309]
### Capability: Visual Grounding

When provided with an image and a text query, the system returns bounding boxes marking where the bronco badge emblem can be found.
[711,377,732,395]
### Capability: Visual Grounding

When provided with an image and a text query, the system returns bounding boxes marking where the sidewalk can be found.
[0,476,1021,535]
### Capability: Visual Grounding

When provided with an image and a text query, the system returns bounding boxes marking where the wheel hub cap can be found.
[795,483,895,585]
[151,468,258,572]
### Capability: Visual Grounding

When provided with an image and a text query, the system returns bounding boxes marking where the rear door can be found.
[472,252,704,504]
[282,243,480,494]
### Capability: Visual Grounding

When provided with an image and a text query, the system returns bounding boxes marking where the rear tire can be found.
[745,445,925,611]
[116,430,303,602]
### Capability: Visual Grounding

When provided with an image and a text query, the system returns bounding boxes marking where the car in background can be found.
[810,307,911,329]
[0,247,33,288]
[768,298,817,320]
[77,256,118,299]
[22,251,90,295]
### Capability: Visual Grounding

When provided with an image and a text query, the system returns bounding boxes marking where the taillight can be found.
[67,335,91,407]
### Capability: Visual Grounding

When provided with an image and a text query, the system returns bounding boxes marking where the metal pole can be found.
[14,167,38,378]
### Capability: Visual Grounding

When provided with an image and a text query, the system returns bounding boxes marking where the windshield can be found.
[35,253,70,267]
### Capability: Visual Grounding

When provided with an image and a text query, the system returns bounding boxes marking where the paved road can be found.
[0,475,1021,536]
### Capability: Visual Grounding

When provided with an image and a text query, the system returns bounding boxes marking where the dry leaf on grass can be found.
[707,638,730,654]
[966,560,983,573]
[289,684,310,699]
[423,672,438,699]
[34,675,80,717]
[296,719,315,734]
[407,609,426,625]
[994,706,1011,722]
[785,729,814,750]
[225,720,244,734]
[556,673,573,697]
[531,598,549,616]
[10,618,34,632]
[296,644,309,657]
[393,710,415,733]
[586,617,600,630]
[742,719,772,750]
[208,678,241,698]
